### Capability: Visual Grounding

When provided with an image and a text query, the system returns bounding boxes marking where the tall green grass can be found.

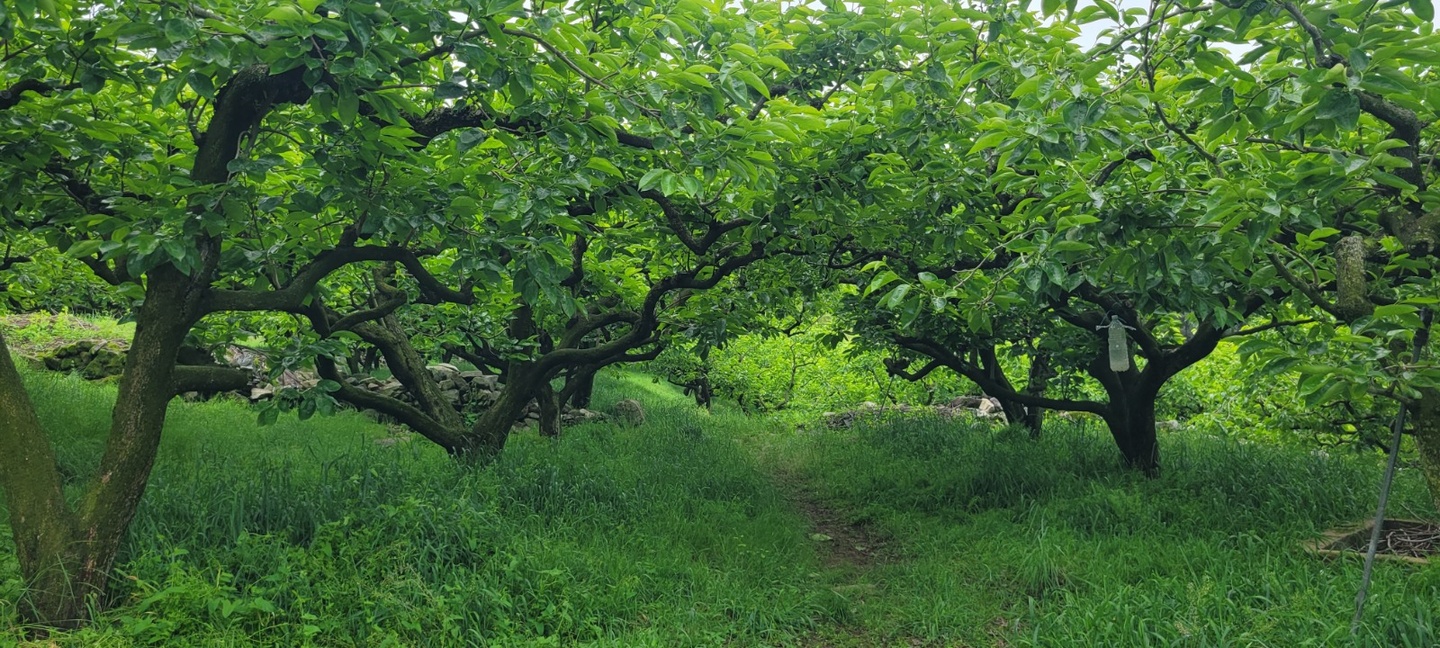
[0,311,135,357]
[754,414,1440,647]
[1,370,833,646]
[7,367,1440,647]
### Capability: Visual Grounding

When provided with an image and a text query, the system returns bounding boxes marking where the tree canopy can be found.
[1,0,1438,631]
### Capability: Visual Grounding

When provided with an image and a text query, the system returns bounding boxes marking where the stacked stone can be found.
[818,396,1010,430]
[41,341,127,380]
[343,363,607,427]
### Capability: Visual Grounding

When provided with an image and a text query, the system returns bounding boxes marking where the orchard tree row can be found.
[1,0,1436,631]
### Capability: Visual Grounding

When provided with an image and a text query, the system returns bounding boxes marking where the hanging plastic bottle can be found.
[1106,316,1130,372]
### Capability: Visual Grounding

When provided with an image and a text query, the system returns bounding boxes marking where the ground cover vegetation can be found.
[2,0,1439,642]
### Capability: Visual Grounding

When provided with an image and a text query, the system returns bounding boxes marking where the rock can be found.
[977,398,1002,416]
[934,406,972,421]
[860,401,880,410]
[81,351,126,380]
[41,341,128,379]
[1158,420,1181,431]
[225,345,264,371]
[427,363,461,382]
[560,408,607,426]
[947,395,985,409]
[249,386,274,401]
[822,410,861,429]
[613,398,645,426]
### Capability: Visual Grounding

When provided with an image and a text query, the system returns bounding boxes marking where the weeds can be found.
[5,367,1440,646]
[2,371,829,646]
[757,414,1440,647]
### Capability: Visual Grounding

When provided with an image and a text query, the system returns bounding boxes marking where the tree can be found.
[0,0,911,627]
[792,1,1305,474]
[1126,0,1440,501]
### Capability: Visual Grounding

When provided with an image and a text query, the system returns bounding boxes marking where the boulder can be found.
[613,398,646,426]
[471,373,500,390]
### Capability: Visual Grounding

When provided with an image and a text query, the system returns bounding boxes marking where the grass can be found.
[1,370,832,646]
[0,310,135,358]
[3,362,1440,646]
[751,414,1440,647]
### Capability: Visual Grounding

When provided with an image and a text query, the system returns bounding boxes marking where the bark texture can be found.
[1415,388,1440,513]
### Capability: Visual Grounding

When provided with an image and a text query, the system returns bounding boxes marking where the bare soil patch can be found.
[772,467,893,569]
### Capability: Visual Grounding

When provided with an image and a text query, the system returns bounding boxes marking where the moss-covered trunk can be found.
[71,268,197,613]
[1,269,198,629]
[1414,388,1440,512]
[0,331,86,628]
[466,364,545,457]
[537,381,561,438]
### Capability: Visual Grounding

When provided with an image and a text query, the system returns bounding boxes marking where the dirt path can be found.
[772,467,892,570]
[765,466,930,647]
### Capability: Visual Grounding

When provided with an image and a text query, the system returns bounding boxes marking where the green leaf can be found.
[338,91,359,124]
[865,270,899,296]
[152,76,184,108]
[1173,77,1213,92]
[1372,171,1418,192]
[735,70,771,99]
[1372,304,1418,318]
[969,131,1008,154]
[1051,240,1093,253]
[1410,0,1434,21]
[585,157,624,178]
[1315,89,1359,129]
[298,397,316,421]
[1304,380,1349,407]
[883,283,911,309]
[638,168,669,193]
[456,129,487,153]
[265,5,307,25]
[1010,75,1043,99]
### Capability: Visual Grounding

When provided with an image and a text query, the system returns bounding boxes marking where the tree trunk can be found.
[368,315,464,431]
[977,345,1043,436]
[1093,359,1162,477]
[694,373,713,409]
[71,269,198,610]
[537,381,561,438]
[563,367,596,409]
[1413,387,1440,512]
[0,332,85,629]
[1103,395,1160,477]
[0,268,200,629]
[466,364,546,457]
[1022,353,1052,438]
